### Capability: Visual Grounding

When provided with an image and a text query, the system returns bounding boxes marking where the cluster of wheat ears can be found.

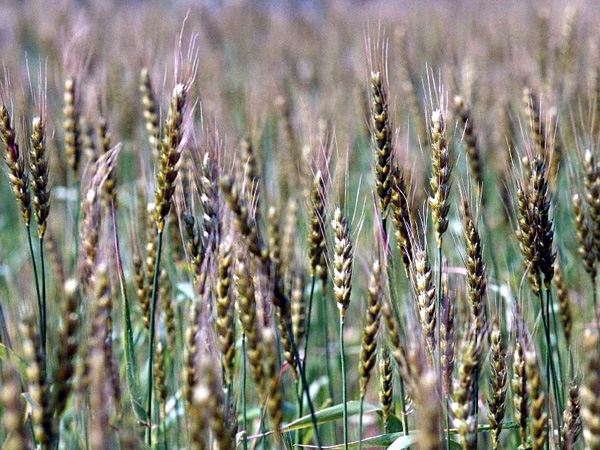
[3,1,600,449]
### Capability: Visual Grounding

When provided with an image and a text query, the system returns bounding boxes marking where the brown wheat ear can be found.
[215,239,235,386]
[291,271,306,347]
[63,77,81,180]
[530,156,555,287]
[525,348,547,450]
[429,108,451,247]
[183,300,201,407]
[29,116,50,238]
[220,175,266,264]
[235,260,266,400]
[523,87,546,159]
[378,346,394,432]
[488,323,507,449]
[98,117,117,210]
[22,315,51,445]
[183,212,207,294]
[515,184,541,293]
[358,259,382,397]
[561,381,582,449]
[198,151,220,250]
[440,273,455,396]
[582,329,600,450]
[159,269,177,349]
[332,207,353,316]
[139,68,160,157]
[512,338,529,448]
[308,170,328,286]
[263,328,284,445]
[50,279,80,428]
[454,96,484,197]
[155,340,168,422]
[450,328,481,450]
[412,248,436,357]
[1,104,31,226]
[390,167,413,276]
[281,198,299,281]
[554,262,573,347]
[370,70,393,217]
[241,138,261,211]
[583,149,600,258]
[154,83,188,232]
[91,264,121,416]
[572,192,597,283]
[462,198,487,335]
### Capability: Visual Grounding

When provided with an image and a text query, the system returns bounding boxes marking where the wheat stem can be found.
[146,230,164,446]
[242,331,248,450]
[399,376,409,435]
[295,379,304,446]
[547,288,564,403]
[358,395,365,450]
[539,288,562,446]
[26,224,43,357]
[340,313,348,450]
[39,236,47,362]
[302,275,316,369]
[436,242,447,450]
[286,321,323,449]
[320,282,335,405]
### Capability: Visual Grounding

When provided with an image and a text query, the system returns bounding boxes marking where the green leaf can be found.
[112,205,148,424]
[282,401,379,432]
[375,411,404,433]
[248,401,379,441]
[122,290,148,423]
[448,437,462,449]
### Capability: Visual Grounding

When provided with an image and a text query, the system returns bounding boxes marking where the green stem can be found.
[302,276,317,369]
[358,395,364,450]
[546,287,563,450]
[242,332,248,450]
[399,377,408,436]
[295,379,303,447]
[285,321,323,450]
[146,230,164,447]
[539,288,561,449]
[436,242,447,450]
[340,313,348,450]
[26,225,43,357]
[39,237,46,363]
[547,288,564,401]
[321,281,335,404]
[445,397,450,446]
[297,275,317,446]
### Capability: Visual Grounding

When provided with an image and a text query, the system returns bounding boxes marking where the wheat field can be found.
[0,0,599,449]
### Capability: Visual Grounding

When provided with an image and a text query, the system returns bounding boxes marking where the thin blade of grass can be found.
[111,201,148,423]
[298,432,412,449]
[298,422,519,449]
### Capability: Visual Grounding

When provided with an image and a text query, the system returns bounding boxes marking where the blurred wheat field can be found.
[0,0,599,449]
